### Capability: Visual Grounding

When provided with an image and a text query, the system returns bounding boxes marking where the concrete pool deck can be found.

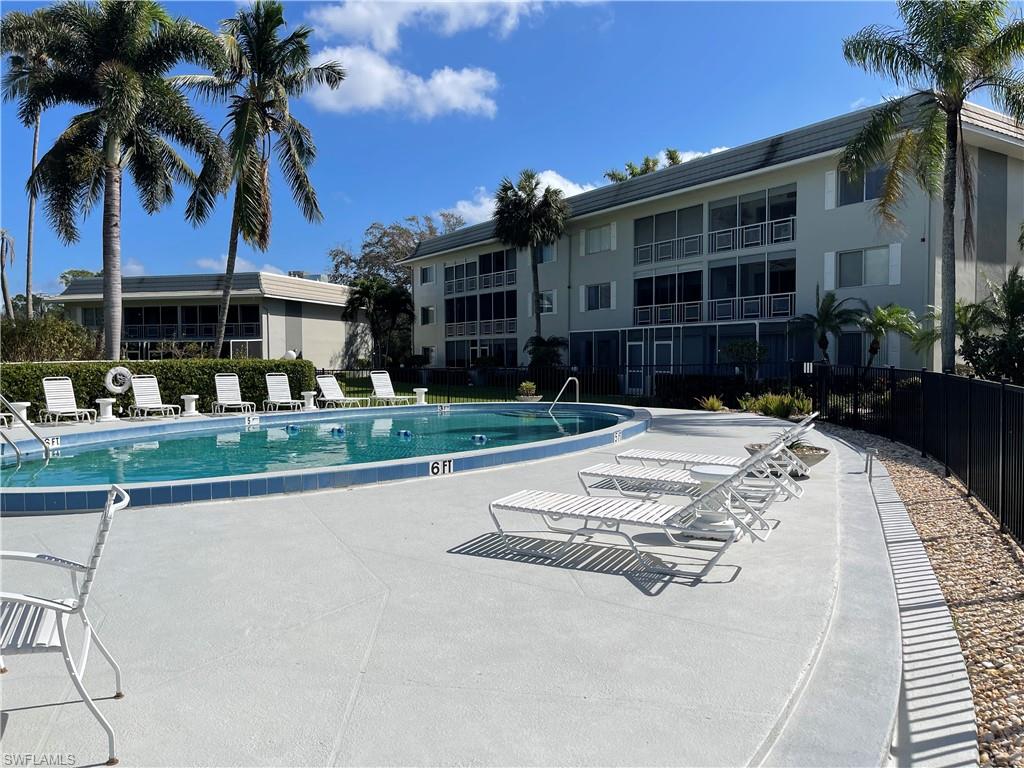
[0,409,936,765]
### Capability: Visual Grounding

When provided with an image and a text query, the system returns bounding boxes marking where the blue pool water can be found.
[1,408,622,488]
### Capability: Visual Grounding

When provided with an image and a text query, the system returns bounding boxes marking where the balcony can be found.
[478,269,517,290]
[120,323,261,341]
[708,216,796,254]
[633,292,795,326]
[445,318,517,338]
[634,234,703,266]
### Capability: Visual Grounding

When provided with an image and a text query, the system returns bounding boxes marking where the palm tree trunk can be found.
[102,136,123,361]
[530,245,541,340]
[940,111,959,373]
[24,116,40,321]
[1,258,13,318]
[213,191,242,359]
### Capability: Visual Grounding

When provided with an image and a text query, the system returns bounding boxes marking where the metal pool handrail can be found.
[0,393,51,461]
[548,377,580,415]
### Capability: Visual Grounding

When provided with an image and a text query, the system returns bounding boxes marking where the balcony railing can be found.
[445,318,517,338]
[633,234,703,266]
[445,270,516,295]
[633,291,795,326]
[708,216,796,254]
[119,322,261,341]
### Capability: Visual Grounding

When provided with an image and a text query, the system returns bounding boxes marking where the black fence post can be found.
[966,375,973,497]
[942,369,950,478]
[920,368,928,458]
[999,377,1007,532]
[852,364,860,429]
[888,365,896,441]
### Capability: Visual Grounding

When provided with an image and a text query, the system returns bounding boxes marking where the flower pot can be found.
[517,395,543,402]
[745,443,830,470]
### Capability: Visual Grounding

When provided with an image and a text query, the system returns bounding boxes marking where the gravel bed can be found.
[819,423,1024,766]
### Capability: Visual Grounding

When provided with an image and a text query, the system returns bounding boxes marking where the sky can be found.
[0,0,1012,296]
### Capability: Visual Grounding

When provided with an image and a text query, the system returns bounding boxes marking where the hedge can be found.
[0,359,316,420]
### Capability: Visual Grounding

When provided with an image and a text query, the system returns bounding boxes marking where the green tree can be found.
[910,299,992,358]
[795,287,866,363]
[492,169,569,352]
[604,147,685,183]
[0,314,97,362]
[6,0,227,360]
[522,335,568,369]
[960,265,1024,383]
[857,303,918,371]
[1,7,49,320]
[1,229,15,317]
[173,0,344,359]
[58,268,101,287]
[341,276,414,367]
[840,0,1024,372]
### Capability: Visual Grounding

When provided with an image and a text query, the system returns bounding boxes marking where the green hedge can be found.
[0,359,316,420]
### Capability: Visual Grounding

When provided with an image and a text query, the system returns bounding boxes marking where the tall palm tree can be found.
[1,8,49,321]
[174,0,344,359]
[858,303,918,371]
[8,0,227,360]
[795,287,866,363]
[1,229,15,318]
[839,0,1024,372]
[492,169,569,349]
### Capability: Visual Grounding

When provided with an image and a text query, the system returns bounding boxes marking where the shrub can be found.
[1,316,100,362]
[737,392,757,411]
[743,390,814,420]
[696,394,725,411]
[518,380,537,397]
[0,359,316,421]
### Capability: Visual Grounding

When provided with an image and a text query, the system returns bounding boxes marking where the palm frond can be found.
[274,125,321,223]
[839,97,907,173]
[843,25,930,84]
[168,73,236,103]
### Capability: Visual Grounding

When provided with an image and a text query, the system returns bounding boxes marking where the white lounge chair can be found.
[316,375,368,408]
[488,489,736,574]
[0,412,11,428]
[128,374,180,419]
[213,373,255,414]
[0,485,129,767]
[39,376,97,423]
[369,370,414,406]
[263,373,303,411]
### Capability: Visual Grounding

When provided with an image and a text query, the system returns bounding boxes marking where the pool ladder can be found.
[0,393,52,464]
[548,377,580,415]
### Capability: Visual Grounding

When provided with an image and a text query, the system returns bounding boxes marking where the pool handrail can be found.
[548,377,579,415]
[0,393,50,461]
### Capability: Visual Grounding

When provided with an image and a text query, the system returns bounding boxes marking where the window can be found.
[585,283,612,311]
[538,289,556,314]
[838,246,889,288]
[535,243,556,264]
[634,277,654,306]
[709,259,737,299]
[709,198,738,232]
[654,275,676,305]
[838,165,887,206]
[769,184,797,220]
[739,255,766,297]
[421,346,434,364]
[634,217,654,247]
[81,307,103,328]
[654,211,676,242]
[768,253,797,294]
[420,265,434,284]
[420,306,435,326]
[680,270,702,302]
[586,224,612,254]
[677,205,703,237]
[739,190,767,226]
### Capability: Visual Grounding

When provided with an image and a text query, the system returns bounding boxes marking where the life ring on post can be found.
[104,366,133,394]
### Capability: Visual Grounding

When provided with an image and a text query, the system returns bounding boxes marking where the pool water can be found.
[1,408,621,488]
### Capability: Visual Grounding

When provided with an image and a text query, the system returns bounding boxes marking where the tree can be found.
[604,148,684,183]
[1,7,49,320]
[960,265,1024,383]
[341,275,414,367]
[522,335,568,369]
[174,0,344,359]
[1,229,15,317]
[795,287,866,363]
[857,303,918,371]
[910,299,992,358]
[722,339,768,385]
[840,0,1024,372]
[492,169,569,351]
[8,0,227,360]
[58,268,101,287]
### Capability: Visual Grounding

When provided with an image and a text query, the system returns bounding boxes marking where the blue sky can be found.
[1,0,1005,295]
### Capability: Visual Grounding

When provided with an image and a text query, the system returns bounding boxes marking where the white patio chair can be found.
[369,370,414,406]
[316,375,368,408]
[128,374,180,419]
[263,373,303,411]
[0,412,11,428]
[0,485,130,766]
[213,373,256,414]
[39,376,97,423]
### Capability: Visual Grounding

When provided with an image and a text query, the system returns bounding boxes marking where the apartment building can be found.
[407,102,1023,373]
[59,271,370,368]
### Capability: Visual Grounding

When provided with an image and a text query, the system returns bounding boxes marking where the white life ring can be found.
[104,366,133,394]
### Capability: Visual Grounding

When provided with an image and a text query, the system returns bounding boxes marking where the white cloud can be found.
[308,2,542,53]
[850,97,870,110]
[309,45,498,119]
[123,258,145,276]
[443,170,598,225]
[536,169,597,198]
[657,147,730,166]
[196,255,284,275]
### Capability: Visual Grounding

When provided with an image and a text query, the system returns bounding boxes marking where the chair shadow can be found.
[448,531,741,596]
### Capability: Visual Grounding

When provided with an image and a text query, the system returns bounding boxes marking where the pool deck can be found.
[1,409,917,765]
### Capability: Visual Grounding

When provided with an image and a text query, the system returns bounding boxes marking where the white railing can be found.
[0,393,51,462]
[634,234,703,266]
[707,216,796,254]
[548,376,580,414]
[633,292,795,326]
[633,301,703,326]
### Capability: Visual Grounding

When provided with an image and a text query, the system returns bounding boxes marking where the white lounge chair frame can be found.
[39,376,97,423]
[128,374,180,419]
[0,412,12,428]
[213,373,256,414]
[316,375,368,408]
[0,485,129,766]
[369,371,414,406]
[263,373,303,411]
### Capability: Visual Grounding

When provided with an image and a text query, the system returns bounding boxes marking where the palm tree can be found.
[605,148,685,183]
[341,276,413,367]
[839,0,1024,372]
[174,1,344,359]
[9,0,227,360]
[522,335,568,368]
[858,304,918,371]
[1,8,49,320]
[911,299,993,358]
[492,169,570,350]
[1,229,15,318]
[795,287,866,363]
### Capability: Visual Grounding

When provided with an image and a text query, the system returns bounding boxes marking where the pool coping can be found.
[1,402,650,516]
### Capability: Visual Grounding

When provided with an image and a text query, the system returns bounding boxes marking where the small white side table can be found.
[95,397,118,422]
[301,391,318,411]
[689,464,735,491]
[9,401,30,424]
[413,387,428,405]
[181,394,200,417]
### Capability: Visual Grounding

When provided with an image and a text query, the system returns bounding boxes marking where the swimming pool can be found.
[0,403,648,514]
